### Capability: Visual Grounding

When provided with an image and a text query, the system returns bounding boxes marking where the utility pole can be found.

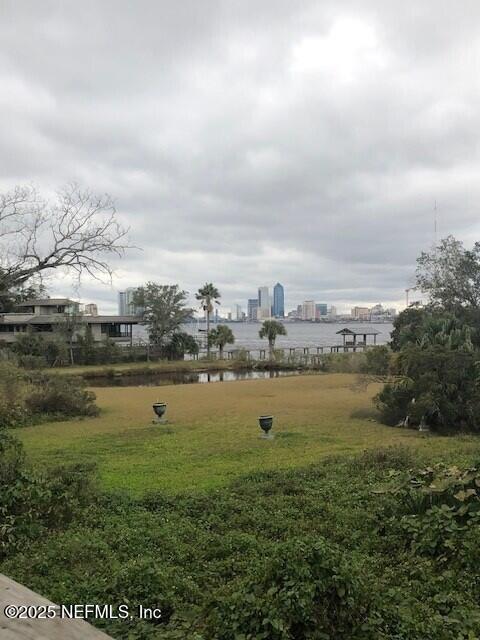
[405,287,416,308]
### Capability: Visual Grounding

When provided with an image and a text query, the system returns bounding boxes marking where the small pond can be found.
[86,369,303,387]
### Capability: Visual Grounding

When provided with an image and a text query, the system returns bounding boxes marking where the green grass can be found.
[18,373,480,495]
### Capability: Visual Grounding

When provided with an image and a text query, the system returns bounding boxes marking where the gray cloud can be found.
[1,0,480,313]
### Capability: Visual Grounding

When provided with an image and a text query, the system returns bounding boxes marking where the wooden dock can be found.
[0,574,113,640]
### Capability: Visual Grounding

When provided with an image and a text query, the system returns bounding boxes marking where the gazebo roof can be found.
[336,327,380,336]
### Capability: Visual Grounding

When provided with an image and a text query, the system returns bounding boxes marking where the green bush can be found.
[376,464,480,571]
[0,362,29,428]
[26,374,99,418]
[361,345,391,375]
[0,430,95,558]
[349,444,416,472]
[206,537,372,639]
[321,352,367,373]
[3,453,480,639]
[375,344,480,432]
[16,354,47,369]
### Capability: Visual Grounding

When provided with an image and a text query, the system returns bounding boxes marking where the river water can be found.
[134,322,393,351]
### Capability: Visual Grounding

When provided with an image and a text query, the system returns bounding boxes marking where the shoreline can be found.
[42,358,314,380]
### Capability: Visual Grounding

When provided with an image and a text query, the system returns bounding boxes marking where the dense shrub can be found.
[2,451,480,639]
[0,430,95,558]
[0,362,99,427]
[349,444,416,472]
[163,332,199,360]
[12,331,71,367]
[26,374,99,418]
[375,344,480,432]
[361,345,391,375]
[0,362,29,428]
[207,537,372,639]
[321,352,367,373]
[377,463,480,581]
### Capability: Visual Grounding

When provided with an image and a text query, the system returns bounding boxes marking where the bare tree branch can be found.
[0,183,134,294]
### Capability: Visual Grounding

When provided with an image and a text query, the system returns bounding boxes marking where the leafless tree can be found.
[0,183,131,294]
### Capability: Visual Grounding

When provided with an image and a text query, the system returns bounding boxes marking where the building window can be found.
[100,323,132,338]
[0,325,14,332]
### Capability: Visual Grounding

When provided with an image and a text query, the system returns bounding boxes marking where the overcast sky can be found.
[1,1,480,314]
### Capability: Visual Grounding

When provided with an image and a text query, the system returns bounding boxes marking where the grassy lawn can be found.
[19,373,480,495]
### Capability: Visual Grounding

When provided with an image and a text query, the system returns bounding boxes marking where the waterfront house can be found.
[0,298,140,345]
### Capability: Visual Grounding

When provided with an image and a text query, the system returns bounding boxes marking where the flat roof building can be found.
[0,298,140,345]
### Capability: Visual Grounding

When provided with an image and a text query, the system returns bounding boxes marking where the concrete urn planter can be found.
[258,415,274,438]
[152,402,167,423]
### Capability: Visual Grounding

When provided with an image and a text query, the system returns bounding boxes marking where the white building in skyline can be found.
[301,300,316,321]
[258,286,271,320]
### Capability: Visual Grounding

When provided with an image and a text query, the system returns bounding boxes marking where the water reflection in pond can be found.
[87,369,302,387]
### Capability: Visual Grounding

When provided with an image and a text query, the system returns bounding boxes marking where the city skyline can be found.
[63,280,409,317]
[3,3,479,316]
[116,280,399,320]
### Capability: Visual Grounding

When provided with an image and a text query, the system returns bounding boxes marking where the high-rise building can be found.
[233,304,243,321]
[328,305,337,318]
[247,298,259,321]
[118,291,127,315]
[258,287,271,320]
[301,300,316,321]
[315,303,327,319]
[272,283,285,318]
[118,287,143,315]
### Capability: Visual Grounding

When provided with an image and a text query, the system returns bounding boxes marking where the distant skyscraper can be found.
[315,303,327,319]
[258,286,271,319]
[118,287,142,316]
[273,283,285,318]
[247,299,259,321]
[301,300,316,321]
[233,304,243,321]
[118,291,127,315]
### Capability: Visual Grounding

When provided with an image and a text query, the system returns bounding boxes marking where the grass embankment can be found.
[18,373,479,495]
[44,358,241,378]
[42,357,305,381]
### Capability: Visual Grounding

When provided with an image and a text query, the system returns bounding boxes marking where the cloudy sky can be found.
[1,0,480,314]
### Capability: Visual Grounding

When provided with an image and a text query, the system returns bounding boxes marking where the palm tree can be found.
[196,283,221,358]
[208,325,235,359]
[259,320,287,359]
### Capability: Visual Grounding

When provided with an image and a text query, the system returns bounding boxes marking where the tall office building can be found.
[118,291,127,315]
[118,288,142,316]
[247,298,259,321]
[233,304,243,321]
[258,286,271,320]
[272,282,285,318]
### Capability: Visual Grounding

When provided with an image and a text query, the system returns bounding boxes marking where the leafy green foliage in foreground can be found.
[2,439,480,639]
[0,361,99,428]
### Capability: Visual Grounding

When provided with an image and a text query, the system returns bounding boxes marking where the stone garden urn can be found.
[258,415,274,438]
[152,402,167,423]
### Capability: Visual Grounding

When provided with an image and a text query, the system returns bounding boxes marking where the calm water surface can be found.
[133,322,393,351]
[90,369,302,387]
